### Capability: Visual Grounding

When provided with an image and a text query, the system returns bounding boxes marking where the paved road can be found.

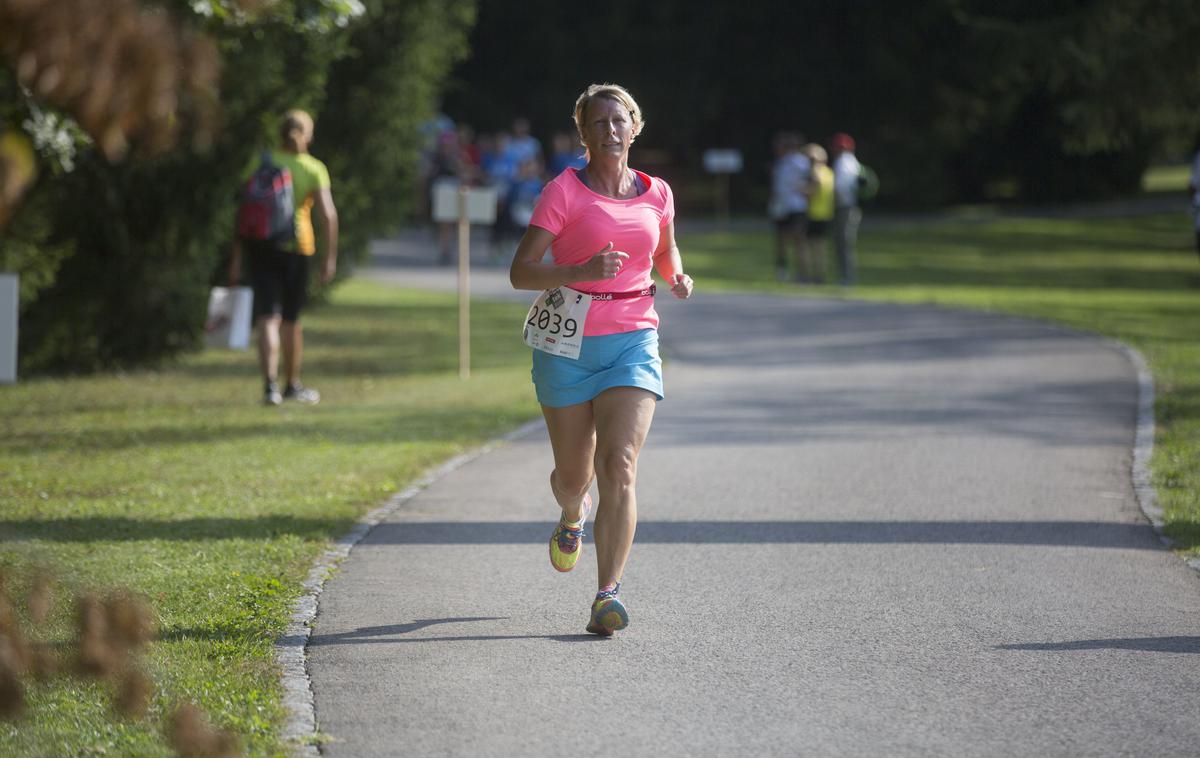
[310,238,1200,757]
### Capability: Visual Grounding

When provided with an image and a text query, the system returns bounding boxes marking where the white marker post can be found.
[0,274,16,384]
[432,183,498,379]
[702,149,744,230]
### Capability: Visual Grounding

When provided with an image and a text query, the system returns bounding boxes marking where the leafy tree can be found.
[444,0,1200,207]
[0,0,475,373]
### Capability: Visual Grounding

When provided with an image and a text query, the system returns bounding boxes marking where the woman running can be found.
[509,83,693,636]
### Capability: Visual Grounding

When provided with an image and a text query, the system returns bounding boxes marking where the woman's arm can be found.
[652,220,693,299]
[509,225,628,291]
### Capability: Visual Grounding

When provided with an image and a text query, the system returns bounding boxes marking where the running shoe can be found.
[283,383,320,405]
[549,493,592,573]
[263,381,283,406]
[586,583,628,636]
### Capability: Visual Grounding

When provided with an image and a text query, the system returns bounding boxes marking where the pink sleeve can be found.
[529,179,568,234]
[660,180,675,227]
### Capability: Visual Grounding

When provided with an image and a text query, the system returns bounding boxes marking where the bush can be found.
[1,0,476,374]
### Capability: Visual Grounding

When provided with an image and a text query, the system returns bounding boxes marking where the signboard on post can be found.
[703,149,744,174]
[0,273,16,383]
[702,149,744,228]
[430,183,499,379]
[432,181,498,224]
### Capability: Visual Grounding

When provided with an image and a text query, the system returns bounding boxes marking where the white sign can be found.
[703,149,744,174]
[432,180,498,224]
[204,286,254,350]
[0,274,16,383]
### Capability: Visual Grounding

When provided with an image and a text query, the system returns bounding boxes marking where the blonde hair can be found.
[573,83,644,149]
[802,142,827,164]
[279,109,314,151]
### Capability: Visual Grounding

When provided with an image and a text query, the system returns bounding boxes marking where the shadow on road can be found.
[356,520,1160,550]
[998,636,1200,654]
[308,617,599,646]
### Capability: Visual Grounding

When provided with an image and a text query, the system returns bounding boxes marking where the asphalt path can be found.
[308,233,1200,757]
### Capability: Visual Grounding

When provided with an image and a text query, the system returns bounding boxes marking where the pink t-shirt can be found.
[529,168,675,336]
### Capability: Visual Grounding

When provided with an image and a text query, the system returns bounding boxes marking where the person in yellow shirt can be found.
[230,110,338,406]
[802,143,834,285]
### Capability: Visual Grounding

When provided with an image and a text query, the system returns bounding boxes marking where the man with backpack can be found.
[229,109,338,406]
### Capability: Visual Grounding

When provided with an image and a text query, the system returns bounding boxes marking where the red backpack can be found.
[236,152,295,243]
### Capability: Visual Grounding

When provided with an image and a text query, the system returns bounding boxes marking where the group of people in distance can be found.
[420,115,588,264]
[769,130,873,286]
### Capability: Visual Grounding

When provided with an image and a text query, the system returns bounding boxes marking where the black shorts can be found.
[808,220,829,238]
[774,211,808,233]
[247,242,309,322]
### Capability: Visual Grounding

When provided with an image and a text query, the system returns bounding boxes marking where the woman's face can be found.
[581,97,635,161]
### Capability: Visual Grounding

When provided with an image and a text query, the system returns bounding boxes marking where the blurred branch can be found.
[0,0,222,227]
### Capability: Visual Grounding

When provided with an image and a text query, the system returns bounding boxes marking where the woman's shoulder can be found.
[634,169,673,204]
[546,167,581,192]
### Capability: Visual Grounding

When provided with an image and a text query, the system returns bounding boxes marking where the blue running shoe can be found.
[586,583,628,636]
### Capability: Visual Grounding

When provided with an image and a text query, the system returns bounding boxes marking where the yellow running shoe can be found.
[549,493,592,573]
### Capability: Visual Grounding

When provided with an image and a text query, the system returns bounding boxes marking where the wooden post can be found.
[457,185,470,380]
[717,173,731,231]
[0,273,16,384]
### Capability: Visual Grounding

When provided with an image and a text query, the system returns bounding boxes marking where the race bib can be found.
[523,286,591,359]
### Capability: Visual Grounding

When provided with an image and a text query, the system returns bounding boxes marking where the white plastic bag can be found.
[204,286,254,350]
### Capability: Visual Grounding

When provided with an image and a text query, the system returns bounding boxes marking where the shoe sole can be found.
[587,597,628,635]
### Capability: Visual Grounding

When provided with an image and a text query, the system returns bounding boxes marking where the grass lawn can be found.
[0,279,538,755]
[679,211,1200,551]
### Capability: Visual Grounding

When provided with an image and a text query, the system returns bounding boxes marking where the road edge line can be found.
[1108,339,1184,558]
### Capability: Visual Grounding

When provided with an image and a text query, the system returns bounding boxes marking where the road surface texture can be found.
[307,235,1200,757]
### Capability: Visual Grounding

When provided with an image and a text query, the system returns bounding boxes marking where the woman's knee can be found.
[552,468,592,500]
[595,445,638,487]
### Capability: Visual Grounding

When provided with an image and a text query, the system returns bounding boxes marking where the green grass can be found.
[1142,163,1191,194]
[680,212,1200,551]
[0,279,538,756]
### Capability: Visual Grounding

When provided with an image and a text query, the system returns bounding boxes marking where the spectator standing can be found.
[507,117,543,169]
[548,131,587,177]
[486,131,520,256]
[768,132,812,282]
[230,109,338,406]
[803,143,834,284]
[508,158,545,230]
[429,130,464,265]
[830,132,864,286]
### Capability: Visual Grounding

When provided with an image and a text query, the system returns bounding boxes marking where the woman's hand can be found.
[670,273,693,299]
[581,242,629,281]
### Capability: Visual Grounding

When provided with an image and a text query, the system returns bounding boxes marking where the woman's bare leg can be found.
[590,387,657,590]
[541,401,597,523]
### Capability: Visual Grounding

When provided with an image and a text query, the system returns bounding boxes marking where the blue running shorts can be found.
[531,328,664,408]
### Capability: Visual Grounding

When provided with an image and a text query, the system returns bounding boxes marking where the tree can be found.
[0,0,475,373]
[443,0,1200,208]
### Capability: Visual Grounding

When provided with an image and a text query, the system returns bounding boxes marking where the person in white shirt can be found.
[830,132,862,285]
[768,132,813,282]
